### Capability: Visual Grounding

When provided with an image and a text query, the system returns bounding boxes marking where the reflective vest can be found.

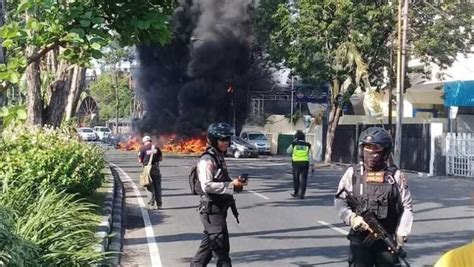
[291,141,310,162]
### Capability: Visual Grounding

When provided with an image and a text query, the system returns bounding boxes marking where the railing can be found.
[446,133,474,177]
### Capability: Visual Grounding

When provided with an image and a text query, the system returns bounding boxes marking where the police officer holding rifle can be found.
[335,127,414,267]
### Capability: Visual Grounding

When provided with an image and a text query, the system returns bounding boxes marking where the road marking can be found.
[110,163,163,267]
[248,190,271,200]
[317,220,349,235]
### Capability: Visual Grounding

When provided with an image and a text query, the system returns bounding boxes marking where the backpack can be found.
[189,151,222,195]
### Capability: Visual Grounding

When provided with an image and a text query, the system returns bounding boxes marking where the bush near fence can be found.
[0,125,106,265]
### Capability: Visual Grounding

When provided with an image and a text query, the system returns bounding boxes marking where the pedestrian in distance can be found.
[190,122,248,267]
[287,130,314,199]
[335,127,414,267]
[138,135,163,209]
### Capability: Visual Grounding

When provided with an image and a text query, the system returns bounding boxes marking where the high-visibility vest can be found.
[434,242,474,267]
[292,142,310,162]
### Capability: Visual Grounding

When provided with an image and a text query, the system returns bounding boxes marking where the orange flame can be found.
[162,136,207,154]
[117,136,142,151]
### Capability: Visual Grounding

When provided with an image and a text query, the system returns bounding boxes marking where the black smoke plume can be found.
[135,0,255,137]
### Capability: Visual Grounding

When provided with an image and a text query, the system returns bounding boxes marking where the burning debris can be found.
[117,136,142,151]
[116,134,208,155]
[162,135,207,154]
[134,0,256,137]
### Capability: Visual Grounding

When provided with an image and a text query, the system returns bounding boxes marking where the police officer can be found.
[335,127,414,267]
[138,135,163,209]
[287,130,314,199]
[190,123,247,267]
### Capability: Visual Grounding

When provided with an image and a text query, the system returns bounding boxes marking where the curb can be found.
[94,166,125,266]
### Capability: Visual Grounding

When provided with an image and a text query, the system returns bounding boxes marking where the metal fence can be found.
[331,123,432,173]
[446,133,474,177]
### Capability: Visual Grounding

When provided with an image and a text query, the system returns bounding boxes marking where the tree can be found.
[0,0,175,127]
[88,72,131,124]
[255,0,473,163]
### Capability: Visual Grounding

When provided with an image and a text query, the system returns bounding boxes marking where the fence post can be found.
[429,122,444,177]
[446,132,451,176]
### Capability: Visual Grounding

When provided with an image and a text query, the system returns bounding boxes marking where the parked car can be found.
[240,131,271,154]
[77,127,98,141]
[105,133,132,148]
[93,126,112,141]
[227,136,259,158]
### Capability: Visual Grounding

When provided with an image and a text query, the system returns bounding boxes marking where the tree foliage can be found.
[89,72,132,123]
[0,0,176,126]
[257,0,473,91]
[255,0,473,162]
[1,0,175,77]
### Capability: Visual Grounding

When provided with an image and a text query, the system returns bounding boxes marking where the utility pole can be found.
[290,76,294,131]
[394,0,409,167]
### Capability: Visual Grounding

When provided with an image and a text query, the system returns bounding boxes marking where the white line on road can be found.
[247,190,271,200]
[317,220,349,235]
[110,163,163,267]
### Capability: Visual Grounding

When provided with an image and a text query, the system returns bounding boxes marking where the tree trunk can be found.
[64,66,86,120]
[324,79,342,164]
[44,59,73,127]
[324,104,342,163]
[26,46,44,125]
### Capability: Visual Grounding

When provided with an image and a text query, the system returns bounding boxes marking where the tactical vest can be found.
[291,141,311,162]
[203,148,233,204]
[352,165,403,235]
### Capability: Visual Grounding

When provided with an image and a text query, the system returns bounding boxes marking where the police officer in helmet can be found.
[190,122,247,267]
[335,127,414,267]
[287,130,314,199]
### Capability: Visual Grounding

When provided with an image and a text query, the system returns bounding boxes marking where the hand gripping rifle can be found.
[335,188,411,267]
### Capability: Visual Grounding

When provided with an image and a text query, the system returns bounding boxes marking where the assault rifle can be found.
[229,173,249,224]
[335,188,411,267]
[229,198,239,224]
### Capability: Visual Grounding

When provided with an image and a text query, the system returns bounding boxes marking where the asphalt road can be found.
[106,149,474,267]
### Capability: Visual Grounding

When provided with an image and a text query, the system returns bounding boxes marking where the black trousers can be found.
[146,166,162,206]
[191,211,231,267]
[349,239,400,267]
[292,162,309,198]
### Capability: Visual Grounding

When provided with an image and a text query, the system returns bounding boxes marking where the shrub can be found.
[0,184,104,265]
[0,207,41,266]
[0,125,105,197]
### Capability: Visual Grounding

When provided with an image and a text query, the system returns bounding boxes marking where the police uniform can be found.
[335,165,414,266]
[287,138,313,199]
[190,147,236,267]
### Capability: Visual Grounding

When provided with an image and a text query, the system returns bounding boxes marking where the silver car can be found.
[227,136,259,158]
[240,131,271,155]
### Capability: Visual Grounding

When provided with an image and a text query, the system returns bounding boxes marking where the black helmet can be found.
[207,122,234,147]
[295,130,305,140]
[358,126,393,152]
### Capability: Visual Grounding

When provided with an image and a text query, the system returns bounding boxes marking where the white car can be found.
[93,126,112,141]
[77,127,98,141]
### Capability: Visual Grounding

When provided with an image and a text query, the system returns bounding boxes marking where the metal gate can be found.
[446,133,474,177]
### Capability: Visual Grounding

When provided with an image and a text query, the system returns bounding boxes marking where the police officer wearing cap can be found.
[335,127,414,267]
[287,130,314,199]
[138,135,163,209]
[190,123,247,267]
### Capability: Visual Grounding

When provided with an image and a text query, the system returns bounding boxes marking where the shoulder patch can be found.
[399,172,409,189]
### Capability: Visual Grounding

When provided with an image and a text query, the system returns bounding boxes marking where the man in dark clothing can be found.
[138,135,163,209]
[286,130,314,199]
[190,123,247,267]
[335,127,413,267]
